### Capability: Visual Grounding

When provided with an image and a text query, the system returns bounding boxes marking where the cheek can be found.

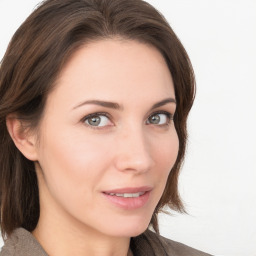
[155,130,179,168]
[37,126,112,196]
[149,129,179,189]
[36,128,115,224]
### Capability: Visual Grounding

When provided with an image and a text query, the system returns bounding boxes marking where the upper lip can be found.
[103,186,153,194]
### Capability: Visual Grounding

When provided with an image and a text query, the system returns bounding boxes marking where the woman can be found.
[0,0,212,255]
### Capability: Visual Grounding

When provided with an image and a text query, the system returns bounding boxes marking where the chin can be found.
[104,215,152,238]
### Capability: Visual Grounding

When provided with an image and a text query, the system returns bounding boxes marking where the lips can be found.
[105,192,145,198]
[103,186,152,194]
[102,186,152,210]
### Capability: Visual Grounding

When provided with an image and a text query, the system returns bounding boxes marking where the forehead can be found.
[48,39,175,108]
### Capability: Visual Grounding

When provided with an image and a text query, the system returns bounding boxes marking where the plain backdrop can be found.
[0,1,256,255]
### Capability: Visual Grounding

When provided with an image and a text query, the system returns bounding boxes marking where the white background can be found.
[0,1,255,255]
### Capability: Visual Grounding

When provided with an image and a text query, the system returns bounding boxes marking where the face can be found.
[34,39,179,238]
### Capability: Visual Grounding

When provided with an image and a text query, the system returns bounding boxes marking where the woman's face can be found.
[34,39,179,238]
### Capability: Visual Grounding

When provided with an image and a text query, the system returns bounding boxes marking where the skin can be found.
[8,39,179,256]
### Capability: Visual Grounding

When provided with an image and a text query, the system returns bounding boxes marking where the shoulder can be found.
[0,228,48,256]
[131,229,213,256]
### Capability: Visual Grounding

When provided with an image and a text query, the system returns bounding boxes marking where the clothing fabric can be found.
[0,228,212,256]
[0,228,47,256]
[131,229,212,256]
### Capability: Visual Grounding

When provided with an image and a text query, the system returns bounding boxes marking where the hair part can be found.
[0,0,195,238]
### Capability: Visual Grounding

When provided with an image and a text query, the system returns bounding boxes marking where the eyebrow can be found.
[73,100,121,110]
[150,98,176,110]
[72,97,176,111]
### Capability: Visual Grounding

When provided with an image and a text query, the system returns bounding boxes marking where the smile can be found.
[102,187,152,210]
[105,192,146,198]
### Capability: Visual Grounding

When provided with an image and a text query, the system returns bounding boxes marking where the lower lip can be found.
[102,191,151,210]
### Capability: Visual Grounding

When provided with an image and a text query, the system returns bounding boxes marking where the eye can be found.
[83,113,112,127]
[146,111,172,125]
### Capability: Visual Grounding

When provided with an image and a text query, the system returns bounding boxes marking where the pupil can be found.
[150,115,160,124]
[89,116,101,126]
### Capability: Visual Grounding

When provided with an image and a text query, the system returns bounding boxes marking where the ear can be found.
[6,115,38,161]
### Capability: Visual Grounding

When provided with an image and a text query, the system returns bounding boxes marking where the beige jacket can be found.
[0,228,212,256]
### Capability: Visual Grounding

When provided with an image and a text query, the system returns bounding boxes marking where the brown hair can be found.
[0,0,195,238]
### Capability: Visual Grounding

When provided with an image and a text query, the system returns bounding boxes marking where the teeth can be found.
[107,192,145,198]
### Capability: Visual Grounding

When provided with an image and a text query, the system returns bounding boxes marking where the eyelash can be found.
[81,112,112,129]
[147,111,173,126]
[81,111,174,129]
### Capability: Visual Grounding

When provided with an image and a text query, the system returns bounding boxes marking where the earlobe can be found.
[6,116,38,161]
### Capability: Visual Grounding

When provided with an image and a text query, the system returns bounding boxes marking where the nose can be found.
[113,127,155,174]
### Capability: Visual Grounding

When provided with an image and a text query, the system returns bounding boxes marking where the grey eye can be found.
[85,115,111,127]
[87,116,101,126]
[147,113,169,125]
[148,115,161,124]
